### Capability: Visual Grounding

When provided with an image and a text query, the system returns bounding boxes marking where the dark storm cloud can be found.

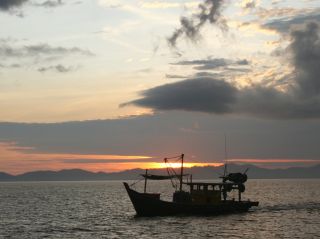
[235,86,320,119]
[38,64,75,73]
[122,77,238,114]
[0,43,93,58]
[126,22,320,119]
[290,22,320,97]
[0,0,28,11]
[168,0,227,48]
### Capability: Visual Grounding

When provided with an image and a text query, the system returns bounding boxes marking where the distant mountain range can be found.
[0,164,320,181]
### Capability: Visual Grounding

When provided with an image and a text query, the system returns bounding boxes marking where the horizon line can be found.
[2,163,320,176]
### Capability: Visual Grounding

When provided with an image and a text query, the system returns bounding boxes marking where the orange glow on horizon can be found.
[154,162,223,169]
[228,159,319,163]
[1,141,319,175]
[69,162,224,173]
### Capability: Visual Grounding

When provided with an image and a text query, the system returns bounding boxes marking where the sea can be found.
[0,179,319,239]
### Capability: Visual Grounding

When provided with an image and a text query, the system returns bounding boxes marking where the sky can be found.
[0,0,320,174]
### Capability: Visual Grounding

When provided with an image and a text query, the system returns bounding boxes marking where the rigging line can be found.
[166,164,177,176]
[165,162,180,189]
[165,155,181,160]
[166,165,176,189]
[169,167,180,189]
[129,177,144,187]
[167,163,179,177]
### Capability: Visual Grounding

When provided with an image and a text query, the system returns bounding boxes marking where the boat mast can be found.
[223,133,228,177]
[179,154,184,191]
[144,169,148,193]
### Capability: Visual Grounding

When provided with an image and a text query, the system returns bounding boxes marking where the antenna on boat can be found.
[144,169,148,193]
[179,153,184,191]
[223,133,228,177]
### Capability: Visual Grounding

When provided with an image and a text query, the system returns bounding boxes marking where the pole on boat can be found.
[179,154,184,192]
[223,133,228,178]
[144,169,148,193]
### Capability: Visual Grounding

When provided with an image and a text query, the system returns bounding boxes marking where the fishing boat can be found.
[124,154,259,216]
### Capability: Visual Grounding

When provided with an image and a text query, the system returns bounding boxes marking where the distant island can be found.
[0,164,319,181]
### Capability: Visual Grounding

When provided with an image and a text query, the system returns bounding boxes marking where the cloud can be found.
[0,0,64,13]
[290,22,320,97]
[168,0,228,48]
[1,111,320,174]
[262,10,320,33]
[0,42,93,72]
[172,58,250,70]
[0,0,28,11]
[122,77,238,113]
[140,1,198,9]
[257,7,311,20]
[241,0,259,10]
[38,64,76,73]
[25,44,93,57]
[0,63,22,69]
[165,71,222,80]
[126,22,320,119]
[165,74,188,79]
[0,43,93,61]
[33,0,63,8]
[0,43,93,58]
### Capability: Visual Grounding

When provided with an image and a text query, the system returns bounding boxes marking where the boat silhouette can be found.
[124,154,259,216]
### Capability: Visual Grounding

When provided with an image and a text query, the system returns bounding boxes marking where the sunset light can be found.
[155,162,223,169]
[0,0,319,175]
[0,0,319,237]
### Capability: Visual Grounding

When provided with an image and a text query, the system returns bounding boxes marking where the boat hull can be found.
[124,183,259,217]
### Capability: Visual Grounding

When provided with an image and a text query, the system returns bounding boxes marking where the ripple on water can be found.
[0,180,320,239]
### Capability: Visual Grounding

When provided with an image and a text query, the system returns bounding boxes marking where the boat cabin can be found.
[172,182,244,204]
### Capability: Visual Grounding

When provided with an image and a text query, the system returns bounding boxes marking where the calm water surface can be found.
[0,179,319,238]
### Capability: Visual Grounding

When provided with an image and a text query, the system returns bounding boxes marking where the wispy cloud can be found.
[38,64,78,73]
[168,0,228,48]
[172,57,250,70]
[0,41,93,72]
[139,1,198,9]
[32,0,64,8]
[0,43,93,58]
